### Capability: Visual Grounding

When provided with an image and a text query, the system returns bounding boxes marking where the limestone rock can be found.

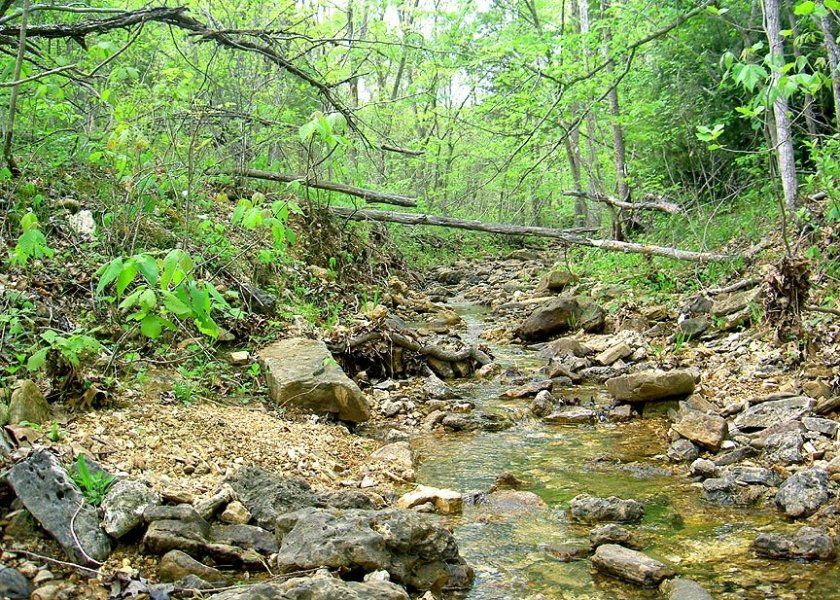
[275,507,473,592]
[259,338,370,422]
[733,396,813,431]
[667,439,699,463]
[711,287,760,317]
[590,544,675,587]
[775,469,829,518]
[661,578,713,599]
[516,296,605,341]
[9,379,50,425]
[7,451,111,565]
[589,524,641,549]
[569,494,644,523]
[606,369,696,402]
[754,526,835,560]
[158,549,228,585]
[396,485,463,515]
[102,479,161,539]
[0,566,32,600]
[673,411,727,450]
[207,571,410,600]
[595,343,633,366]
[220,501,251,525]
[543,407,595,424]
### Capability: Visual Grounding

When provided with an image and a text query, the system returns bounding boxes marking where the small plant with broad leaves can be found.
[72,455,115,506]
[231,191,302,254]
[9,212,54,267]
[96,249,242,339]
[27,330,104,374]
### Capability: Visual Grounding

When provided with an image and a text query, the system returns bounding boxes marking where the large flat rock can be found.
[733,396,813,431]
[591,544,675,586]
[259,337,370,422]
[606,369,696,402]
[7,451,111,565]
[516,296,605,341]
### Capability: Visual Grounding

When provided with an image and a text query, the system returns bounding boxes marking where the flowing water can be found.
[412,303,840,599]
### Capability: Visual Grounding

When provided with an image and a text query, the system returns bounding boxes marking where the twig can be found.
[70,502,103,567]
[6,548,100,575]
[805,304,840,318]
[0,62,76,86]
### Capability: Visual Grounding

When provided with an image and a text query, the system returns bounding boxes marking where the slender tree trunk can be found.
[3,0,29,175]
[787,3,820,137]
[578,0,604,229]
[763,0,799,209]
[390,0,420,102]
[818,0,840,130]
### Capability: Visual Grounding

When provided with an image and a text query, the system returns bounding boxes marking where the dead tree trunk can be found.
[213,168,418,207]
[330,206,729,262]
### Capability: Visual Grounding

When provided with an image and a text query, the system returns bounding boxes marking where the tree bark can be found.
[330,206,729,262]
[818,0,840,131]
[214,168,418,207]
[578,0,604,228]
[763,0,799,209]
[2,0,28,175]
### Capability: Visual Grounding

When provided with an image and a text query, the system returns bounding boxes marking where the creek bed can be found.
[411,303,840,599]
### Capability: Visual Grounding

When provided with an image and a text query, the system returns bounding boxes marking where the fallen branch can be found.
[0,62,75,86]
[214,168,417,207]
[707,278,758,295]
[380,143,425,156]
[805,304,840,318]
[330,206,729,263]
[562,190,681,214]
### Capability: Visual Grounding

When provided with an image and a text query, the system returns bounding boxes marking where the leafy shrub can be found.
[9,212,54,267]
[71,455,115,506]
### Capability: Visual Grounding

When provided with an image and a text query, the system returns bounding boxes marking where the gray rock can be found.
[530,390,555,417]
[661,578,713,599]
[702,477,765,507]
[775,469,829,518]
[227,467,375,530]
[803,417,839,438]
[753,526,835,560]
[143,505,211,556]
[673,410,727,450]
[569,494,644,523]
[711,287,760,317]
[516,296,605,341]
[677,318,708,339]
[714,445,758,466]
[547,543,589,562]
[423,373,455,399]
[275,507,473,592]
[544,407,595,424]
[589,524,640,549]
[606,369,696,402]
[667,439,699,463]
[689,458,717,478]
[207,572,410,600]
[102,479,160,539]
[0,566,32,599]
[764,429,804,464]
[7,451,111,565]
[211,524,278,554]
[733,396,813,431]
[8,379,50,425]
[537,270,578,292]
[725,466,780,487]
[590,544,675,587]
[477,489,547,514]
[259,338,370,422]
[158,549,228,584]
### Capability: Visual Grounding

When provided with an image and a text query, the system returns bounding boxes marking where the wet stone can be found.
[590,544,675,587]
[569,494,644,523]
[754,526,836,561]
[775,468,829,518]
[661,578,713,599]
[589,524,641,549]
[667,439,699,463]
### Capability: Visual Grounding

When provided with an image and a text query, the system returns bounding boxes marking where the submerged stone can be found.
[591,544,675,587]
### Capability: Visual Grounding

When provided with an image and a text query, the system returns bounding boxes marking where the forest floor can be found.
[2,199,840,599]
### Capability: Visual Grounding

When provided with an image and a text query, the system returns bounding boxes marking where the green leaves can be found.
[731,63,768,92]
[72,455,115,506]
[9,212,54,267]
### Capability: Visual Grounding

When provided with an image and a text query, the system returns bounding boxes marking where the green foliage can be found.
[27,330,104,373]
[231,192,302,252]
[96,250,241,339]
[9,212,54,267]
[71,455,115,506]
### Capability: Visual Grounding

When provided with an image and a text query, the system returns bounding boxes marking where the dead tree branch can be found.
[562,190,681,214]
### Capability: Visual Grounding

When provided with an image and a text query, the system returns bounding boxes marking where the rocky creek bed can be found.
[2,252,840,599]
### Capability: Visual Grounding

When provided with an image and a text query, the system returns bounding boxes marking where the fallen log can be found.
[562,190,681,214]
[214,168,417,207]
[330,207,729,263]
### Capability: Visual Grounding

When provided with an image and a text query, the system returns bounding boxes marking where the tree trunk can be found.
[763,0,799,209]
[329,206,729,262]
[786,3,820,137]
[818,0,840,131]
[578,0,604,228]
[2,0,29,175]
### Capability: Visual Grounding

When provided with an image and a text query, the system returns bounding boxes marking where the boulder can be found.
[0,566,32,600]
[764,428,805,465]
[142,505,212,556]
[753,526,835,561]
[661,578,713,599]
[677,318,708,339]
[591,544,675,587]
[259,338,370,422]
[220,501,251,525]
[667,439,699,463]
[101,479,160,539]
[158,549,228,584]
[537,269,579,293]
[589,524,641,549]
[701,477,764,507]
[672,411,727,450]
[369,441,414,476]
[227,467,376,530]
[8,379,50,425]
[207,571,410,600]
[543,407,595,424]
[211,523,278,555]
[516,296,605,341]
[595,343,633,366]
[711,287,760,317]
[501,379,553,399]
[275,507,473,592]
[530,390,555,417]
[733,396,813,431]
[689,458,717,479]
[569,494,644,523]
[477,490,547,514]
[775,469,829,518]
[7,451,111,565]
[606,369,696,402]
[396,485,463,515]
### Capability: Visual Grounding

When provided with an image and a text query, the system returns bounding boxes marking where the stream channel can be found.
[410,302,840,599]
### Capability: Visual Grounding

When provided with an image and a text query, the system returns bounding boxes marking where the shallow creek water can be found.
[411,303,840,599]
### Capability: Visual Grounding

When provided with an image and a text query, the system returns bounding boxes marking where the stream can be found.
[411,303,840,599]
